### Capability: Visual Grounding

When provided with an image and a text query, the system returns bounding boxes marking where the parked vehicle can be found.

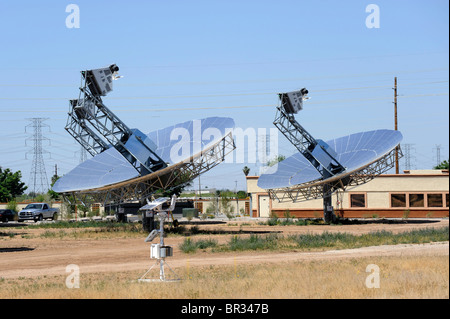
[18,203,58,222]
[0,209,16,223]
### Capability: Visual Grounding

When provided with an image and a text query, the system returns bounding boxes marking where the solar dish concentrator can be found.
[54,117,235,194]
[257,88,403,222]
[258,129,402,190]
[53,65,236,204]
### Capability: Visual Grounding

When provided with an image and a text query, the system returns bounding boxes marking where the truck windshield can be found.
[25,204,43,209]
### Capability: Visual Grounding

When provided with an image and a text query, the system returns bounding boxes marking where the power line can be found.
[0,85,447,101]
[0,92,447,116]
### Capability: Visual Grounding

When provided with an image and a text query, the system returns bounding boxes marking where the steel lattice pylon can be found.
[25,118,51,194]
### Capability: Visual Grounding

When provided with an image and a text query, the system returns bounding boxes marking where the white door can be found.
[259,196,270,218]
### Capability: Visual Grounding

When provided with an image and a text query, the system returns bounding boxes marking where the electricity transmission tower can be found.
[79,145,87,163]
[434,145,442,167]
[401,143,415,170]
[26,118,51,194]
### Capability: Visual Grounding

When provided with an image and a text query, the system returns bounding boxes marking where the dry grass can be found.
[1,255,447,299]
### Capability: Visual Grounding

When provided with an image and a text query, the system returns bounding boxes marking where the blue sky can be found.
[0,0,448,193]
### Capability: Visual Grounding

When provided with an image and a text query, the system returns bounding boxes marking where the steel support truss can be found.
[273,103,345,178]
[63,131,236,205]
[273,105,317,154]
[268,146,403,203]
[65,101,109,156]
[65,70,166,175]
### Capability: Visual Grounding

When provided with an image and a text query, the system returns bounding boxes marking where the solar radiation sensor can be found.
[53,64,236,205]
[258,88,403,222]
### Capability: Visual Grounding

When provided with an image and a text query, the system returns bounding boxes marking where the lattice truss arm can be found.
[273,98,345,178]
[77,89,132,151]
[65,67,167,175]
[65,106,109,157]
[273,105,317,154]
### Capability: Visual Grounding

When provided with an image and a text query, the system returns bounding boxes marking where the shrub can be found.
[179,237,218,253]
[267,211,279,226]
[229,234,279,251]
[6,200,18,213]
[403,209,410,219]
[179,238,197,253]
[196,238,218,250]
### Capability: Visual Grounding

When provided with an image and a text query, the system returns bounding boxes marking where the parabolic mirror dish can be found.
[257,129,403,190]
[53,117,235,193]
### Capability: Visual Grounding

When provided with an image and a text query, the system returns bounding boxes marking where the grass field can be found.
[1,221,448,299]
[0,255,447,299]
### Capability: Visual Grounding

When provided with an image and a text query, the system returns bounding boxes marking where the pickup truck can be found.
[18,203,59,222]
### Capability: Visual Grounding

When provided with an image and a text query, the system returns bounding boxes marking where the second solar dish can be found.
[258,129,402,190]
[257,88,403,222]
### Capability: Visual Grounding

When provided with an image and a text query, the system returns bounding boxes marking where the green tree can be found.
[0,167,27,202]
[434,159,449,170]
[267,155,286,167]
[236,190,248,199]
[48,173,61,200]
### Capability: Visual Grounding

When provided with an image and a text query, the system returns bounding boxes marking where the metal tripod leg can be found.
[138,258,181,283]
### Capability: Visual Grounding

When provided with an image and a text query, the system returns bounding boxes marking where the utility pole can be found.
[51,164,59,187]
[394,77,399,174]
[234,180,239,216]
[198,175,201,199]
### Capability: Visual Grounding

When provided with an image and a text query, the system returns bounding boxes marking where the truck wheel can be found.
[52,213,58,221]
[35,215,43,223]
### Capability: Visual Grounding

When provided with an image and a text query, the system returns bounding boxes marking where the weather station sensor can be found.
[138,195,180,283]
[258,87,403,223]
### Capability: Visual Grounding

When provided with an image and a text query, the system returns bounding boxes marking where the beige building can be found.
[247,170,449,219]
[192,197,250,217]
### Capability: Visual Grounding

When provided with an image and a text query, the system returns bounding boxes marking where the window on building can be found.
[409,193,424,207]
[391,193,406,207]
[350,194,366,208]
[446,194,449,207]
[427,194,443,207]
